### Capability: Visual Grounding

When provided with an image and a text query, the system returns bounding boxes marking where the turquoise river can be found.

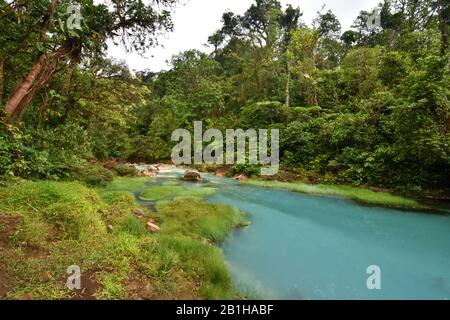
[154,169,450,300]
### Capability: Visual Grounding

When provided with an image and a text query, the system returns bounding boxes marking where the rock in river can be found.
[182,171,202,182]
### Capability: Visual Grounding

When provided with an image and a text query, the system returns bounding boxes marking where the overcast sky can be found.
[107,0,381,72]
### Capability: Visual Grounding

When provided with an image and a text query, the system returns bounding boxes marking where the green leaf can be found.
[35,42,44,52]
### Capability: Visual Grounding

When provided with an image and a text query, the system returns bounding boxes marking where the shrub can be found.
[0,124,22,176]
[239,101,289,129]
[113,164,138,177]
[71,163,115,187]
[0,122,90,180]
[22,124,91,179]
[229,164,261,177]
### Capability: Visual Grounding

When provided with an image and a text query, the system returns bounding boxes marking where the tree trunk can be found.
[313,84,319,106]
[439,0,449,55]
[4,0,63,123]
[285,60,291,107]
[0,56,4,107]
[5,46,72,123]
[5,53,47,117]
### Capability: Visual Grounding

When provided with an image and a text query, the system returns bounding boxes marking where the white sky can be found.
[107,0,381,72]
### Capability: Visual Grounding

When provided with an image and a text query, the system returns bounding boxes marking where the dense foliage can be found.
[1,0,449,195]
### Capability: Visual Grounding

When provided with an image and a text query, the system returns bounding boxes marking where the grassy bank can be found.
[242,179,427,210]
[139,185,216,201]
[0,178,247,300]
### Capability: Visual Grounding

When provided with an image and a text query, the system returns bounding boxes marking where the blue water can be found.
[158,170,450,300]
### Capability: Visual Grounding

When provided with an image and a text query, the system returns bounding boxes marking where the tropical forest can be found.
[0,0,449,300]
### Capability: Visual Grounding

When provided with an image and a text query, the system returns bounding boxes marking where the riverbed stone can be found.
[233,174,249,181]
[216,166,231,177]
[182,171,202,182]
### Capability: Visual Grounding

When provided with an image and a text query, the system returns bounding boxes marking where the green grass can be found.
[0,181,107,240]
[152,198,248,298]
[157,235,233,299]
[156,198,248,242]
[119,215,147,237]
[102,177,155,192]
[243,179,426,210]
[98,191,136,207]
[139,185,185,200]
[0,178,246,300]
[139,185,216,201]
[97,176,154,209]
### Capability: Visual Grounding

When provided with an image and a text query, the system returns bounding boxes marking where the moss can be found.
[13,215,52,248]
[243,179,426,210]
[71,164,115,187]
[102,177,154,192]
[156,198,248,242]
[0,181,106,240]
[291,106,322,114]
[139,186,216,201]
[140,186,185,200]
[162,180,180,186]
[99,191,136,207]
[112,164,138,177]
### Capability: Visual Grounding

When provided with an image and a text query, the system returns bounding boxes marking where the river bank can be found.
[2,167,449,300]
[119,161,449,211]
[242,179,429,211]
[173,164,436,211]
[0,175,248,300]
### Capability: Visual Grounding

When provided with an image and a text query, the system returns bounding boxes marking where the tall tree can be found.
[0,56,4,107]
[279,5,302,107]
[211,0,284,100]
[3,0,176,124]
[314,9,342,68]
[435,0,449,54]
[289,27,320,106]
